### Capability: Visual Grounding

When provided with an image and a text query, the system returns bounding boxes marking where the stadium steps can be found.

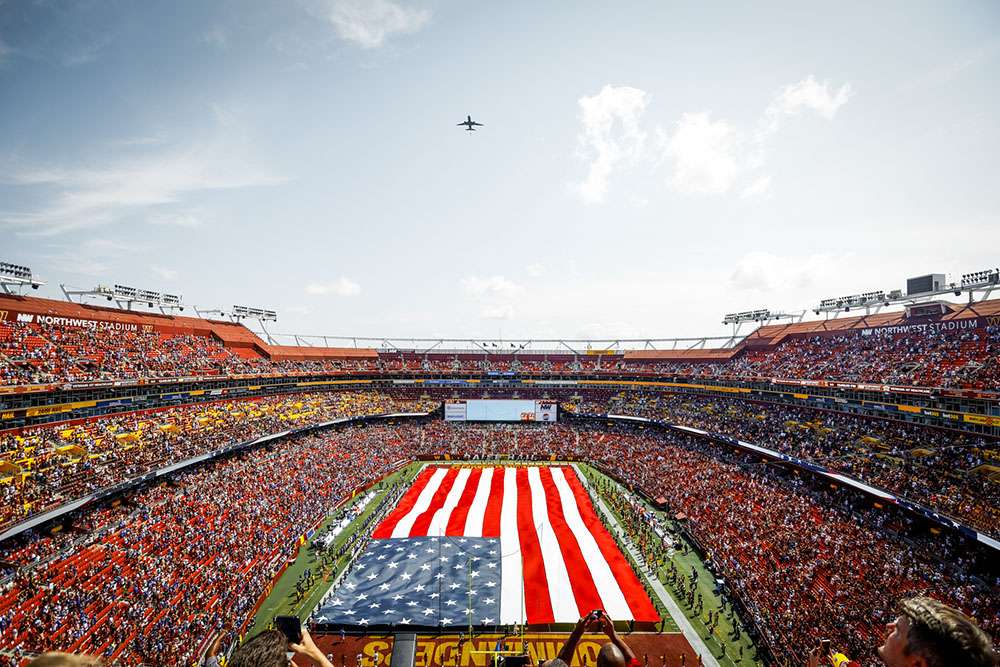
[389,633,417,667]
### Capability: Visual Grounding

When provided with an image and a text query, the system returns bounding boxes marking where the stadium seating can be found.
[0,421,994,666]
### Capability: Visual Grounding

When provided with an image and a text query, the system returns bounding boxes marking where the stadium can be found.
[2,3,999,667]
[0,268,997,667]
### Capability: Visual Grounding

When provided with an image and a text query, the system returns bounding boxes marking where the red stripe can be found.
[445,467,483,536]
[516,467,554,624]
[371,467,438,539]
[407,467,460,537]
[561,467,659,622]
[480,467,505,538]
[538,467,604,616]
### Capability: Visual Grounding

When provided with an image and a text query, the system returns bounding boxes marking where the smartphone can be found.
[820,639,831,655]
[591,609,603,619]
[276,615,303,645]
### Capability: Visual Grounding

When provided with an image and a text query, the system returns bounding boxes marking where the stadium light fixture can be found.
[0,261,46,294]
[61,282,185,313]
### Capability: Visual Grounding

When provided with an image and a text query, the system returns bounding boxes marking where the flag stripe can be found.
[462,467,494,537]
[498,468,523,624]
[561,466,659,622]
[372,467,436,539]
[446,467,483,536]
[427,467,472,538]
[536,466,605,617]
[549,467,632,620]
[390,467,449,538]
[481,466,506,538]
[515,467,554,624]
[408,467,460,537]
[527,467,581,621]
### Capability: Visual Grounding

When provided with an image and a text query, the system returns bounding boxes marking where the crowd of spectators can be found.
[3,318,999,390]
[1,419,995,666]
[0,422,429,664]
[0,392,437,532]
[566,391,1000,536]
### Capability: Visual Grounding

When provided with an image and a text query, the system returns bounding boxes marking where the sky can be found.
[1,0,999,344]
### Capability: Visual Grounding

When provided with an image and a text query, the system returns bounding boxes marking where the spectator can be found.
[231,628,334,667]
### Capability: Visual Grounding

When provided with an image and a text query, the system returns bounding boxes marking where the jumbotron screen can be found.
[444,399,557,422]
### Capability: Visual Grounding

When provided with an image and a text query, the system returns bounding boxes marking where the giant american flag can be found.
[313,465,659,627]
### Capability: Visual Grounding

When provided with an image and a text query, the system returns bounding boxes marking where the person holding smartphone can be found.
[230,626,335,667]
[542,611,639,667]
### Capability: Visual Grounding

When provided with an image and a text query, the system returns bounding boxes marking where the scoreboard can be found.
[444,399,558,423]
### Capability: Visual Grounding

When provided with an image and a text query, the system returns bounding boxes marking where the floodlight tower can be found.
[61,283,185,312]
[0,262,44,295]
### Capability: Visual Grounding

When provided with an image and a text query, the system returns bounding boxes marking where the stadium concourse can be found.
[0,294,997,666]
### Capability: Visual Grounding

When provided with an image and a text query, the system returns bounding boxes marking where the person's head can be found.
[29,655,102,667]
[596,643,627,667]
[230,630,291,667]
[878,597,997,667]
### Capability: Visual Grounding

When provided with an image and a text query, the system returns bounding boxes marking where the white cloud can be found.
[461,275,523,298]
[0,38,11,66]
[740,175,772,200]
[573,85,648,204]
[319,0,431,49]
[729,252,840,292]
[525,263,545,278]
[0,140,287,235]
[305,277,361,296]
[147,212,204,228]
[480,304,514,320]
[664,112,739,195]
[760,76,851,137]
[202,28,229,50]
[151,266,178,281]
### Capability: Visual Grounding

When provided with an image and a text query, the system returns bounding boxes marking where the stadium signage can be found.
[859,319,979,337]
[13,312,143,332]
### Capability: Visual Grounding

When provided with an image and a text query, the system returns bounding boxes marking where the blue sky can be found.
[2,1,999,341]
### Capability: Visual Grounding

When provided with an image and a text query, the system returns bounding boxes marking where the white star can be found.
[487,562,497,569]
[457,551,466,556]
[465,608,474,615]
[367,573,378,581]
[435,573,445,580]
[484,597,495,605]
[470,571,480,578]
[449,583,461,590]
[453,563,464,570]
[423,608,435,615]
[395,547,405,552]
[357,593,369,601]
[400,572,412,582]
[429,593,440,599]
[481,617,493,624]
[346,582,357,590]
[414,584,426,592]
[377,554,387,560]
[407,601,418,607]
[484,581,496,588]
[412,541,423,547]
[370,602,381,609]
[388,562,399,569]
[331,598,343,606]
[359,618,369,625]
[471,556,481,562]
[407,553,417,560]
[400,617,412,624]
[357,564,366,570]
[344,609,356,616]
[425,548,436,554]
[446,600,457,606]
[458,538,467,544]
[443,542,454,549]
[471,543,482,550]
[392,594,404,601]
[420,564,431,572]
[379,583,391,591]
[489,550,497,555]
[439,557,450,563]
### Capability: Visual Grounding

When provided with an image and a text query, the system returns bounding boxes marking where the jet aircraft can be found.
[457,115,483,131]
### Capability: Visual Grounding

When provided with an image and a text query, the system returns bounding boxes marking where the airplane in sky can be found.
[457,115,483,131]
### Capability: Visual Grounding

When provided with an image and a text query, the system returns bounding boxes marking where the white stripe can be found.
[498,468,523,624]
[527,467,579,622]
[463,467,494,537]
[426,468,471,537]
[550,467,632,620]
[391,467,448,538]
